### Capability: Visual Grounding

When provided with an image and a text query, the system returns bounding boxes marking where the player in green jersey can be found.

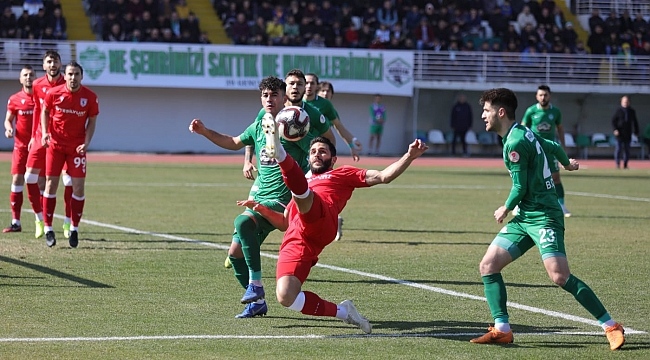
[189,76,321,319]
[305,74,363,241]
[470,88,625,351]
[521,85,571,217]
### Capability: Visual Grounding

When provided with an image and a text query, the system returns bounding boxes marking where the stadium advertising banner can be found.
[75,42,414,96]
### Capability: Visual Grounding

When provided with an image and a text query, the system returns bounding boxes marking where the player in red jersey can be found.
[3,65,36,233]
[26,50,74,239]
[238,117,427,333]
[41,61,99,248]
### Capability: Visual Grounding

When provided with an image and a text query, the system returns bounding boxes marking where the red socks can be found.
[300,291,337,317]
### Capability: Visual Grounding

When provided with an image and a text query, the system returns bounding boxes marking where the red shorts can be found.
[11,145,29,175]
[46,142,86,178]
[26,140,46,172]
[276,193,338,283]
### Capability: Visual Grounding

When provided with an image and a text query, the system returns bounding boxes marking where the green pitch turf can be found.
[0,160,648,359]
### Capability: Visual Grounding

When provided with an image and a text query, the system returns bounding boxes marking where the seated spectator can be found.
[127,0,145,20]
[128,28,143,42]
[144,0,159,20]
[283,15,300,43]
[562,21,578,51]
[230,13,250,45]
[344,23,359,47]
[552,6,565,30]
[361,6,378,29]
[161,27,176,42]
[221,2,238,31]
[198,31,210,44]
[374,23,391,44]
[377,0,398,29]
[413,17,435,50]
[299,15,316,44]
[517,5,537,30]
[106,23,125,41]
[136,10,155,36]
[159,0,174,19]
[24,0,43,16]
[336,3,353,30]
[175,0,190,19]
[48,8,67,40]
[249,16,268,45]
[16,10,33,38]
[502,23,520,46]
[632,12,648,34]
[605,31,621,55]
[604,10,621,36]
[465,8,483,37]
[183,11,200,42]
[32,7,49,37]
[306,32,325,47]
[147,27,161,42]
[170,11,182,38]
[489,6,509,37]
[538,7,554,30]
[1,6,18,38]
[266,15,283,45]
[319,0,336,26]
[121,12,136,37]
[357,22,374,48]
[301,1,319,25]
[404,5,421,32]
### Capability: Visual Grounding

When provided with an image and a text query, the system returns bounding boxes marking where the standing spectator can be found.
[3,66,36,233]
[587,25,607,54]
[368,94,386,155]
[489,7,509,38]
[1,6,17,38]
[562,21,578,52]
[41,61,99,248]
[588,8,606,34]
[604,10,621,36]
[450,93,473,156]
[611,95,640,169]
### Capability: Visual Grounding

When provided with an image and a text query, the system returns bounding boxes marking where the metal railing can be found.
[575,0,650,17]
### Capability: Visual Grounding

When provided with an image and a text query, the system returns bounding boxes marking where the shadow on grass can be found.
[306,277,555,289]
[0,255,114,288]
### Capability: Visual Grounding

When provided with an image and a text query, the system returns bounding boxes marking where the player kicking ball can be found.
[235,115,427,333]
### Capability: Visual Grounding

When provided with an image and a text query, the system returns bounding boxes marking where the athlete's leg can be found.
[62,170,73,238]
[227,240,248,288]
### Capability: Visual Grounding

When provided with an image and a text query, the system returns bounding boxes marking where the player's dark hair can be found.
[43,50,61,61]
[306,73,319,83]
[320,81,334,96]
[479,88,518,120]
[22,65,34,71]
[285,68,306,83]
[65,61,84,75]
[310,136,337,157]
[538,85,551,93]
[259,76,286,93]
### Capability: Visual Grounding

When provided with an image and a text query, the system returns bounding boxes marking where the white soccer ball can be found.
[276,106,310,141]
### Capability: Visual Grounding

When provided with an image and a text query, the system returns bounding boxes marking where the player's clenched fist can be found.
[188,119,206,135]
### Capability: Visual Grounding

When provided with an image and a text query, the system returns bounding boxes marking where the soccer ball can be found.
[276,106,310,141]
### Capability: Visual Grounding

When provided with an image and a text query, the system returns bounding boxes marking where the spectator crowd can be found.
[213,0,650,57]
[2,0,650,59]
[1,0,67,41]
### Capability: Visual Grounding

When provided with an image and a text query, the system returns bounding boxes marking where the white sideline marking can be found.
[61,218,647,335]
[0,331,640,343]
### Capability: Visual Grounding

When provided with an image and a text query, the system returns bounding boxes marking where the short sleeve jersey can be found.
[521,103,562,141]
[7,89,35,147]
[503,123,563,217]
[305,96,339,125]
[43,84,99,146]
[370,103,386,125]
[282,165,369,256]
[239,116,314,205]
[32,75,65,139]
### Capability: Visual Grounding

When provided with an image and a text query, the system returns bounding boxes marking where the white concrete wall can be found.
[0,81,412,156]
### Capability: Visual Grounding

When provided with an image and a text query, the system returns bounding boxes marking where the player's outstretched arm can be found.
[331,118,361,162]
[189,118,244,151]
[563,158,579,171]
[365,139,428,186]
[236,200,288,231]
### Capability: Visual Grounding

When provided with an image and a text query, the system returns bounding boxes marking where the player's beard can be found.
[539,100,549,107]
[49,69,60,78]
[310,158,332,175]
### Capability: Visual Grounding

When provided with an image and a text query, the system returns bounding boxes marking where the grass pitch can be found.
[0,157,648,359]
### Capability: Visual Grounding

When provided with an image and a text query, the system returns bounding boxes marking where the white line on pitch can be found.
[0,331,642,343]
[72,218,646,335]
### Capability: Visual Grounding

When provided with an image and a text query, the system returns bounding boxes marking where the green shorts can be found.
[491,214,566,261]
[370,124,384,136]
[232,199,287,245]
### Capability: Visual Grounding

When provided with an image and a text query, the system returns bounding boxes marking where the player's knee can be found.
[233,214,256,233]
[25,172,39,184]
[228,242,243,258]
[549,272,569,287]
[275,287,295,307]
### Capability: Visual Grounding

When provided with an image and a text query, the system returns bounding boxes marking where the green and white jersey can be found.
[239,119,302,205]
[305,95,339,125]
[502,123,569,217]
[521,103,562,141]
[255,102,330,171]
